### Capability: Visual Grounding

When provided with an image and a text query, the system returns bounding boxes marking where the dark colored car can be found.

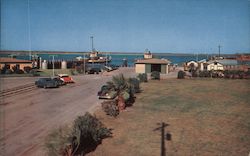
[35,78,59,88]
[87,67,101,74]
[97,85,117,99]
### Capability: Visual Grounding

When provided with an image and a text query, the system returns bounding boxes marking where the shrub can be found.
[177,70,185,79]
[46,112,112,156]
[15,69,24,74]
[151,71,160,80]
[23,66,32,73]
[199,71,211,77]
[70,113,112,155]
[191,70,198,77]
[30,69,40,76]
[101,100,119,117]
[128,78,140,94]
[5,69,13,74]
[137,73,148,82]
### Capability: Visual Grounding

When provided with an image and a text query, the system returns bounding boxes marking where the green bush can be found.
[45,112,112,156]
[101,100,119,117]
[199,71,211,77]
[30,69,40,76]
[15,69,24,74]
[137,73,148,82]
[23,66,32,73]
[128,78,140,93]
[5,69,13,74]
[151,71,160,80]
[177,70,185,79]
[71,112,112,155]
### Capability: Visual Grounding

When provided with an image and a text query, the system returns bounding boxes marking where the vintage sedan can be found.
[57,74,74,83]
[35,78,59,88]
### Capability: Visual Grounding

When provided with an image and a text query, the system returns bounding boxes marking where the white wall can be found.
[135,64,145,73]
[207,63,224,71]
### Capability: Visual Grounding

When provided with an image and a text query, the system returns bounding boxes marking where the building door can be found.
[151,64,161,72]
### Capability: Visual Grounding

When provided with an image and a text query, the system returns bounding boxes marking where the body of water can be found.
[0,53,209,66]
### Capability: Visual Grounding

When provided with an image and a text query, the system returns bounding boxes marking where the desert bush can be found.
[199,71,211,77]
[128,78,140,94]
[137,73,148,82]
[191,70,198,77]
[151,71,160,80]
[23,66,32,73]
[177,70,185,79]
[46,112,112,156]
[70,112,112,155]
[101,100,119,117]
[5,69,13,74]
[15,69,24,74]
[30,69,40,76]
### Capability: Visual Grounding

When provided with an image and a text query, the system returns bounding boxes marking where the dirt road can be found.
[0,67,136,156]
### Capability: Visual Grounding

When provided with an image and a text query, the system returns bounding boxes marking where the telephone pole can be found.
[218,45,222,57]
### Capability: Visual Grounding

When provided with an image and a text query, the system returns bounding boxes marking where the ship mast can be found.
[90,36,94,52]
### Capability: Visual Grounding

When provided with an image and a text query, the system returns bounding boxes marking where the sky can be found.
[0,0,249,53]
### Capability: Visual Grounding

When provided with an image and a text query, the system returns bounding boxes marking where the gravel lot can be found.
[0,67,136,156]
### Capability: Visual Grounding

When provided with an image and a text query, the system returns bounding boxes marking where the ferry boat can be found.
[88,51,111,64]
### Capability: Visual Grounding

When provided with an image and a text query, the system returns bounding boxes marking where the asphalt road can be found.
[0,67,136,156]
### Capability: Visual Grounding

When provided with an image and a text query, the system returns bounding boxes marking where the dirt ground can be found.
[0,67,137,156]
[89,78,250,156]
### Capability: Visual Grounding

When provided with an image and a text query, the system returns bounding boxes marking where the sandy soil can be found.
[0,67,136,156]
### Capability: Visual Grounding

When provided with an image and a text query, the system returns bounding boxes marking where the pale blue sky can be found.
[1,0,249,53]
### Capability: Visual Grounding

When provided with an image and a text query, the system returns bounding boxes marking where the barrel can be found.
[42,60,48,69]
[61,61,67,69]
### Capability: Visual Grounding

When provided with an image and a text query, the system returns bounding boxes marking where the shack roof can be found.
[207,59,238,66]
[135,58,171,65]
[0,57,32,63]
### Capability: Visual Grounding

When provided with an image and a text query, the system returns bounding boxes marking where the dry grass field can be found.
[89,78,250,156]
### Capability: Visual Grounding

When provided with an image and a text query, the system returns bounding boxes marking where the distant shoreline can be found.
[1,50,247,56]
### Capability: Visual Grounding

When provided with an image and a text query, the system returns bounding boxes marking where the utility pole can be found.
[27,0,32,60]
[218,45,221,57]
[49,55,56,77]
[83,53,85,74]
[154,122,170,156]
[52,55,55,77]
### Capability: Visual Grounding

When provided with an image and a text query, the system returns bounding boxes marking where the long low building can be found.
[0,57,32,71]
[135,58,171,74]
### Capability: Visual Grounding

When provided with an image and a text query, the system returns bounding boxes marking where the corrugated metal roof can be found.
[0,57,32,63]
[135,58,171,64]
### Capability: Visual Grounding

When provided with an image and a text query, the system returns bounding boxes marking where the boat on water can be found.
[76,36,111,64]
[76,51,111,63]
[88,51,111,63]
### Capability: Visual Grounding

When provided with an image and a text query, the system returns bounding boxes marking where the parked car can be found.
[52,77,66,86]
[97,85,117,99]
[87,67,101,74]
[57,74,74,83]
[35,78,59,88]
